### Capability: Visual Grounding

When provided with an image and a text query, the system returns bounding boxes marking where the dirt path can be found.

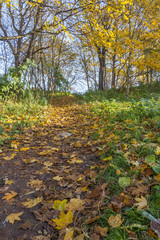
[0,101,102,240]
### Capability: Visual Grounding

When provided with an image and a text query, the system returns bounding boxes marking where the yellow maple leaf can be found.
[53,199,68,211]
[52,210,73,230]
[27,179,43,190]
[134,196,148,210]
[3,191,17,200]
[7,212,23,224]
[5,180,14,185]
[108,214,123,228]
[22,197,42,208]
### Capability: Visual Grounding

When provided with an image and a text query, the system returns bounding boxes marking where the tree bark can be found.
[98,46,106,90]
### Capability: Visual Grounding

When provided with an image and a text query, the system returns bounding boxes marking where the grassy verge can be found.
[80,84,160,239]
[0,98,50,151]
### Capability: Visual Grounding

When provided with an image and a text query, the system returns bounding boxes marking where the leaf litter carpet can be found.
[0,98,103,240]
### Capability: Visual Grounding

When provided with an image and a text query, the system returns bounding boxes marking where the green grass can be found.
[0,97,50,147]
[79,82,160,239]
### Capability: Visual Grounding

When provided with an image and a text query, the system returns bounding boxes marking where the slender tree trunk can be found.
[98,46,106,90]
[146,67,149,83]
[126,52,131,99]
[111,53,116,88]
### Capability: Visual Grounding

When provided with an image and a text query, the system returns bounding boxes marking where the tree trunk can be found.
[111,53,116,88]
[98,47,106,90]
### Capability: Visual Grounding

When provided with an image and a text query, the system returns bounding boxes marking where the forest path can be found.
[0,97,103,240]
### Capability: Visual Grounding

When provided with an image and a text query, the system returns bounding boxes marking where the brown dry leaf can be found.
[64,198,85,212]
[27,179,43,190]
[134,196,148,210]
[94,225,108,237]
[85,186,102,199]
[53,176,63,181]
[22,197,42,208]
[3,191,17,200]
[90,233,100,240]
[22,158,39,164]
[18,221,32,230]
[7,212,23,224]
[128,185,148,197]
[85,216,99,225]
[108,214,123,228]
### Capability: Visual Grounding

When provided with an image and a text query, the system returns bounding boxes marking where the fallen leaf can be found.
[155,147,160,156]
[27,179,43,190]
[75,142,82,147]
[103,156,112,162]
[53,176,63,181]
[22,197,42,208]
[64,198,85,212]
[43,161,53,167]
[74,234,85,240]
[51,147,59,152]
[5,180,14,185]
[85,216,99,224]
[145,155,155,165]
[134,196,148,210]
[20,147,30,151]
[3,154,16,161]
[64,228,74,240]
[7,212,23,224]
[118,177,130,188]
[3,191,17,200]
[94,225,108,237]
[53,199,68,211]
[52,210,73,229]
[39,150,52,156]
[18,221,32,230]
[11,141,20,149]
[155,172,160,181]
[22,158,39,164]
[90,233,100,240]
[108,214,123,228]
